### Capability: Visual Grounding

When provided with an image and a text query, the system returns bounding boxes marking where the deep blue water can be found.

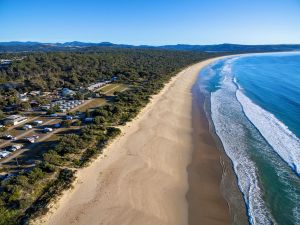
[234,54,300,140]
[198,53,300,225]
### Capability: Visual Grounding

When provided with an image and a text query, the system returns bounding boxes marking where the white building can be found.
[87,81,110,91]
[4,115,28,125]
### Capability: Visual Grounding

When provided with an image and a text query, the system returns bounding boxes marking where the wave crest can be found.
[236,89,300,176]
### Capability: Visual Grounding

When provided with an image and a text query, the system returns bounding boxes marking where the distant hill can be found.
[159,43,300,52]
[0,41,299,53]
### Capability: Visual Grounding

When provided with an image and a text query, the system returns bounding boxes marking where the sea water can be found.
[198,53,300,225]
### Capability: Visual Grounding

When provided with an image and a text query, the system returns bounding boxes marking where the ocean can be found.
[198,52,300,225]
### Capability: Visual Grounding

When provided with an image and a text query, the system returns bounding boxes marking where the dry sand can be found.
[33,57,232,225]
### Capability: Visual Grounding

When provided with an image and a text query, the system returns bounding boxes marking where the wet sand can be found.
[187,72,248,225]
[33,57,241,225]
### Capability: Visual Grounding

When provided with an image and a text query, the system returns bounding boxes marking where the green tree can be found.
[20,101,31,110]
[47,105,60,114]
[61,120,71,128]
[0,110,5,120]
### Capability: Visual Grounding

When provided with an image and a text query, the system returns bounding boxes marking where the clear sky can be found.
[0,0,300,45]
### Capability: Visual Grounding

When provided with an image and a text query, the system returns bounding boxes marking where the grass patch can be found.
[77,98,106,112]
[99,83,120,93]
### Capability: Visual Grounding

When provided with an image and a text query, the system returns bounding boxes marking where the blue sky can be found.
[0,0,300,45]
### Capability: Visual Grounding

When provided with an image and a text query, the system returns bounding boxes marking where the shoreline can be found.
[32,57,238,225]
[187,77,231,225]
[188,67,249,225]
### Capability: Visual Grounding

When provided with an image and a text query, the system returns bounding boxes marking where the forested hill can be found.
[0,41,299,53]
[0,49,218,92]
[159,43,300,52]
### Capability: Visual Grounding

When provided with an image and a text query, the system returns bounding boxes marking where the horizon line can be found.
[1,41,300,46]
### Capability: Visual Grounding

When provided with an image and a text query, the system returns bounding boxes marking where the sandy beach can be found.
[33,57,232,225]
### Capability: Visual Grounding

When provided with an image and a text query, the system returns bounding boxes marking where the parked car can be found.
[84,117,94,123]
[33,120,43,125]
[53,123,61,128]
[8,144,23,152]
[3,134,16,141]
[0,151,11,158]
[23,124,33,130]
[50,114,58,117]
[24,135,39,143]
[65,115,73,120]
[43,127,53,133]
[24,137,35,143]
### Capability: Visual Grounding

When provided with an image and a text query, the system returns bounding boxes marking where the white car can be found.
[9,144,23,152]
[25,137,35,143]
[33,120,43,125]
[44,127,53,133]
[23,124,33,130]
[24,135,39,143]
[0,151,11,158]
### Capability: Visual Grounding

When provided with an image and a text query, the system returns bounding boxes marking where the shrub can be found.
[43,150,62,165]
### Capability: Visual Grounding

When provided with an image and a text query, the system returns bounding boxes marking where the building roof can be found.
[6,115,24,120]
[62,88,75,96]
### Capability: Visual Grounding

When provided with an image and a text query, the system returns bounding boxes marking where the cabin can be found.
[87,81,109,91]
[4,115,27,125]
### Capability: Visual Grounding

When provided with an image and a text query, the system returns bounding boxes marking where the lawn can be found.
[76,98,106,112]
[78,83,129,112]
[99,83,129,95]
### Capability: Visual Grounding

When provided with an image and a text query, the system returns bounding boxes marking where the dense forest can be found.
[0,49,220,224]
[0,49,220,110]
[0,49,218,92]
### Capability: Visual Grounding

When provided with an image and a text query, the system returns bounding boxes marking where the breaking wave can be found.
[236,89,300,176]
[210,58,275,224]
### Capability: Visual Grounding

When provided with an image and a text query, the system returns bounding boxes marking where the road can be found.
[0,83,126,166]
[0,100,92,165]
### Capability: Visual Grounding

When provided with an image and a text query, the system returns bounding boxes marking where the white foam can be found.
[293,206,300,225]
[236,90,300,176]
[210,59,275,224]
[211,92,274,225]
